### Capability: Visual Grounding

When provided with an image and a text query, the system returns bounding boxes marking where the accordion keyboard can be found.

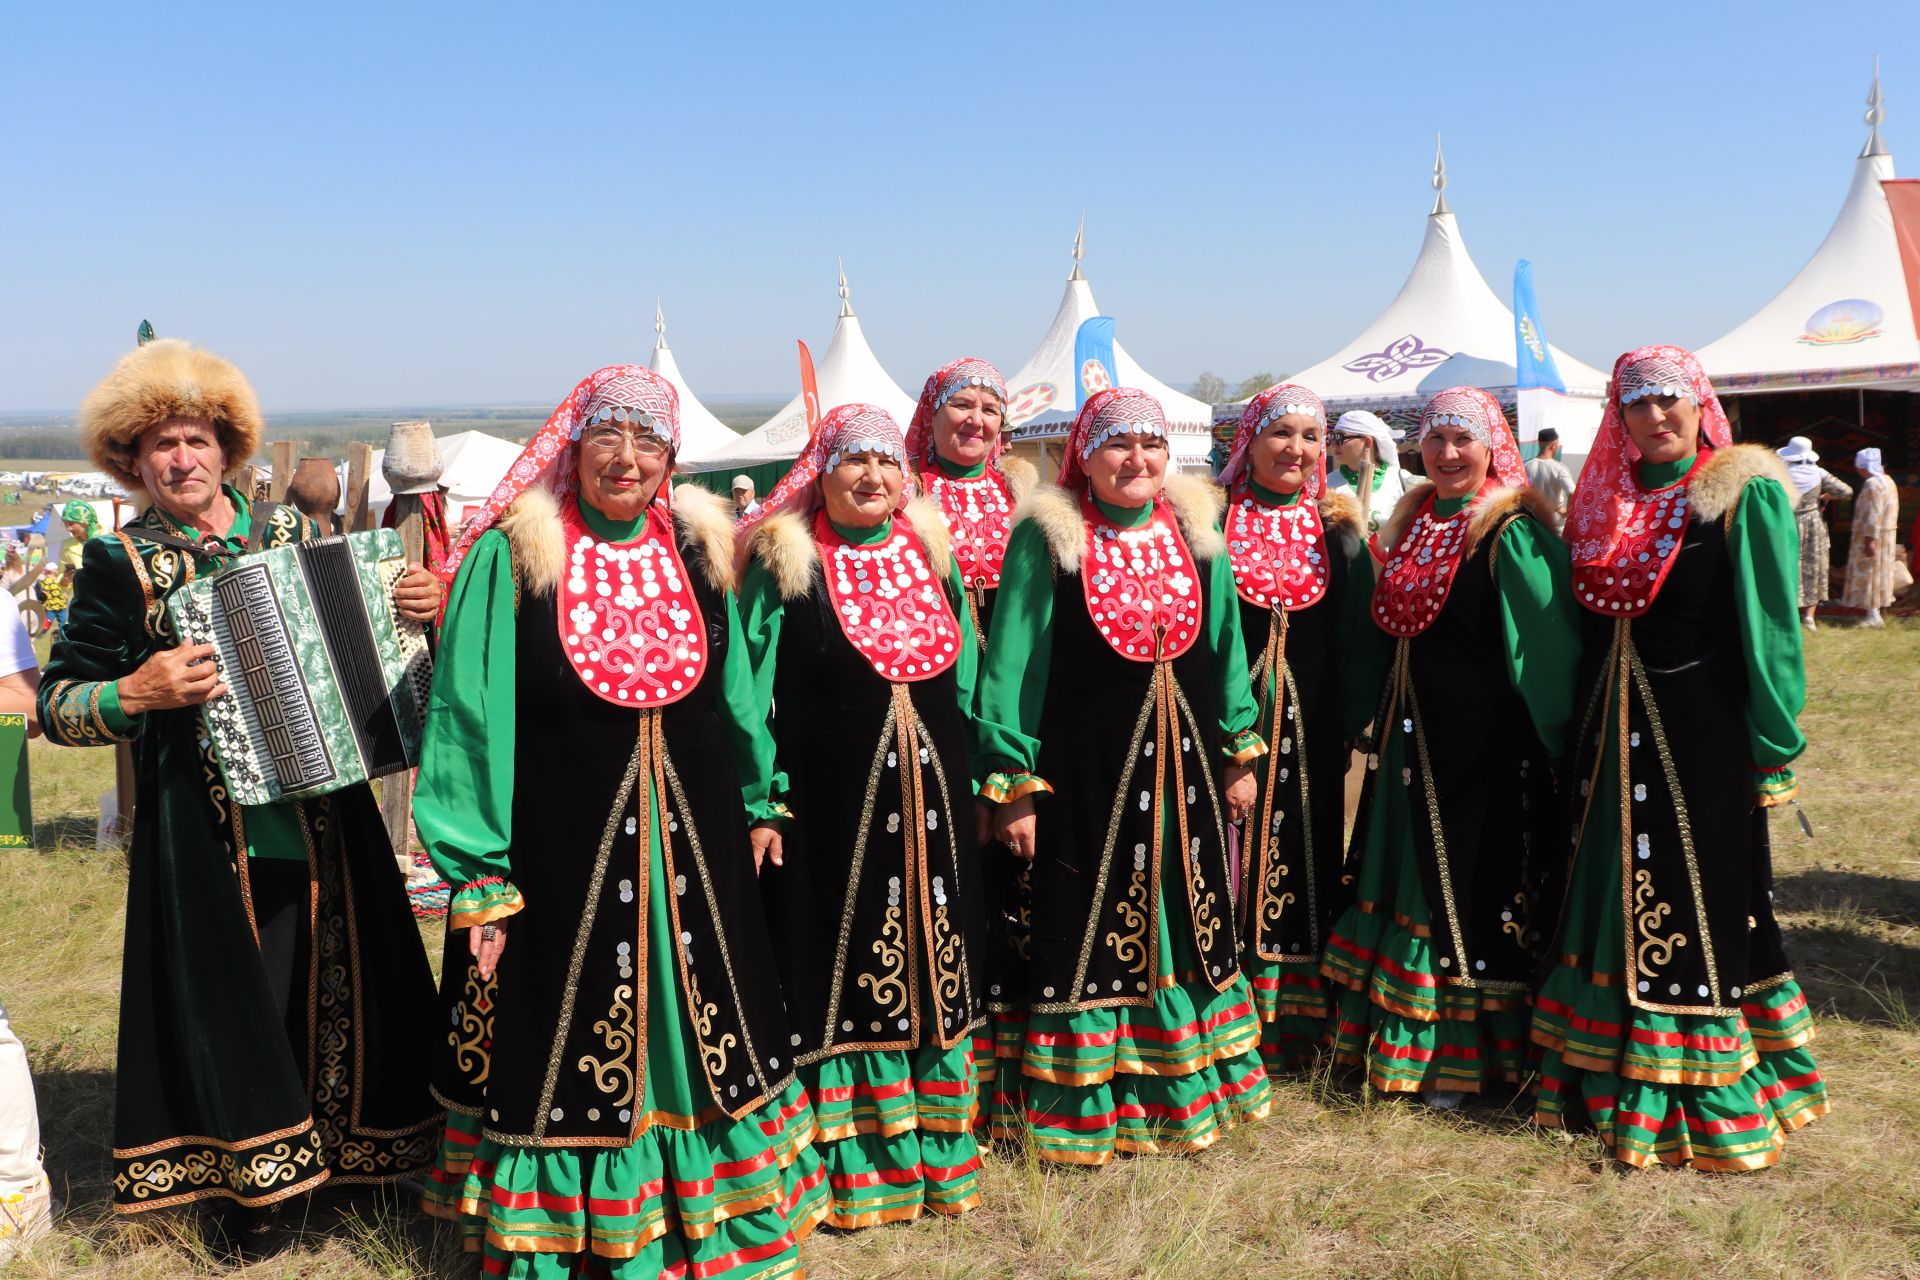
[211,562,337,793]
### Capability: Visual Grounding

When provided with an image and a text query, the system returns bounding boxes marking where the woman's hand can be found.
[392,565,444,623]
[994,796,1037,861]
[1223,764,1256,824]
[750,822,784,873]
[116,642,226,713]
[469,922,507,980]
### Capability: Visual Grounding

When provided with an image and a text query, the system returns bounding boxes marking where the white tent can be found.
[682,265,916,471]
[1002,221,1215,471]
[649,302,741,458]
[366,428,525,522]
[1281,143,1609,456]
[1699,70,1920,393]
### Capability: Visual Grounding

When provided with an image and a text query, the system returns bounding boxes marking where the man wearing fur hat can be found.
[36,339,443,1250]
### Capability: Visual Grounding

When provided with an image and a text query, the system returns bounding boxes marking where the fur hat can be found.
[78,339,264,491]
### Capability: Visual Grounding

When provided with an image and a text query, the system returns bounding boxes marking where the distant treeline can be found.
[0,400,776,465]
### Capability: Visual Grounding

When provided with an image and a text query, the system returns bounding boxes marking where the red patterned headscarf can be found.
[1415,386,1527,490]
[1219,383,1329,495]
[1057,388,1168,491]
[1563,344,1732,616]
[906,356,1009,468]
[444,365,680,581]
[735,402,916,540]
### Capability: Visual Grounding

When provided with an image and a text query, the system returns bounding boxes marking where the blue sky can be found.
[2,2,1913,412]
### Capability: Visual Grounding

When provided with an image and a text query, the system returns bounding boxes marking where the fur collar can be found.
[1378,480,1556,557]
[745,500,955,602]
[1689,444,1792,522]
[1015,472,1229,574]
[497,483,737,600]
[1000,455,1039,504]
[1317,488,1364,538]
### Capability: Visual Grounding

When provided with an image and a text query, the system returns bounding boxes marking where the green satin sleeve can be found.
[36,537,146,748]
[1202,549,1267,763]
[1493,514,1581,762]
[1727,476,1807,800]
[412,530,524,928]
[1338,548,1392,738]
[716,584,791,825]
[734,557,793,823]
[941,553,983,787]
[974,518,1055,802]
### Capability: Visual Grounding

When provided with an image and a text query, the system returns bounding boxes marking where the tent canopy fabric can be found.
[1278,160,1608,457]
[1698,94,1920,394]
[649,303,741,459]
[1000,226,1215,471]
[681,269,915,471]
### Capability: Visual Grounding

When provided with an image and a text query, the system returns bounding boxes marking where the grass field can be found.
[2,626,1917,1278]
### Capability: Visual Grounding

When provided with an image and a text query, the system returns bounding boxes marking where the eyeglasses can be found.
[582,424,670,456]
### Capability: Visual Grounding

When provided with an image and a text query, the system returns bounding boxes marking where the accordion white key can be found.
[167,528,434,806]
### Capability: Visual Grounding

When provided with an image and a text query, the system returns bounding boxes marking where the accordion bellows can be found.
[168,528,433,806]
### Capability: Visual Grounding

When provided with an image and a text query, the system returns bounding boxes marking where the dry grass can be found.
[3,626,1918,1278]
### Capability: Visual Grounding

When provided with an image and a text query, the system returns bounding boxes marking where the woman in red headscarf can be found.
[1321,386,1580,1106]
[1532,345,1829,1169]
[735,403,989,1227]
[414,367,829,1275]
[1218,385,1370,1070]
[976,388,1273,1166]
[907,357,1039,1137]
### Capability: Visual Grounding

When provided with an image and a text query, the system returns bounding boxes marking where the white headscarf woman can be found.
[1325,410,1418,537]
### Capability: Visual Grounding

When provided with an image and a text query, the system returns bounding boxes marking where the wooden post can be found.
[344,443,375,533]
[268,442,300,503]
[375,426,440,871]
[110,741,137,847]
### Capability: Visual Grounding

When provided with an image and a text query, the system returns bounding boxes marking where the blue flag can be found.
[1074,316,1116,411]
[1512,260,1566,394]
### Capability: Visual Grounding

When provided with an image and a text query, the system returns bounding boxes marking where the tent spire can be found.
[1069,213,1086,281]
[654,297,667,351]
[1862,54,1888,158]
[837,258,854,317]
[1430,133,1450,216]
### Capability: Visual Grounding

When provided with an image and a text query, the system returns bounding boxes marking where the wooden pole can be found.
[375,426,439,870]
[343,443,374,533]
[268,442,300,503]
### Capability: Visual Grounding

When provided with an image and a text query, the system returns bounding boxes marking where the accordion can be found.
[167,528,434,806]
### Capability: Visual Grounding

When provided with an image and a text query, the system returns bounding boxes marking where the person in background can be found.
[1523,428,1576,531]
[1326,410,1418,538]
[1842,447,1899,627]
[731,474,762,521]
[1775,436,1851,632]
[0,604,52,1264]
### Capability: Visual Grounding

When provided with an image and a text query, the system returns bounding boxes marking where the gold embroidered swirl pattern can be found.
[1012,866,1033,963]
[1260,857,1294,930]
[933,902,963,1008]
[1633,869,1687,976]
[859,902,910,1016]
[577,983,637,1105]
[1105,866,1150,973]
[683,966,735,1081]
[450,967,497,1084]
[1501,891,1526,944]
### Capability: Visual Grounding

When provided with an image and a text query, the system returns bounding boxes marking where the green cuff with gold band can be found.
[748,799,795,830]
[979,770,1054,805]
[1224,728,1268,765]
[1753,765,1798,808]
[448,876,524,930]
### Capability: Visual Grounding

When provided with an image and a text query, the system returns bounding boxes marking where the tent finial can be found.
[1430,133,1450,216]
[837,257,854,317]
[1862,54,1888,158]
[654,297,667,350]
[1070,213,1086,281]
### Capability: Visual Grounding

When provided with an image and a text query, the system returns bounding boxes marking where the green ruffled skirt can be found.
[1530,764,1829,1170]
[1320,752,1528,1093]
[800,1037,983,1228]
[1020,846,1272,1165]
